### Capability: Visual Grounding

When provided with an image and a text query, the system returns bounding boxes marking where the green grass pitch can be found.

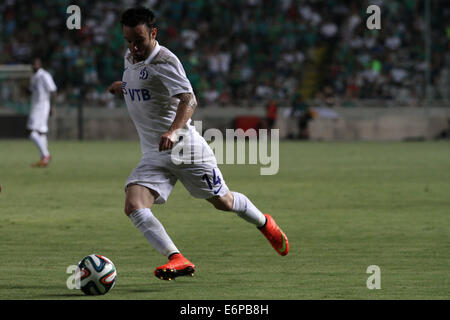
[0,140,449,300]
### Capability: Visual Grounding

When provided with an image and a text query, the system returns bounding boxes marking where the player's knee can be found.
[124,200,142,216]
[29,130,37,139]
[212,202,229,211]
[124,203,132,216]
[209,193,234,212]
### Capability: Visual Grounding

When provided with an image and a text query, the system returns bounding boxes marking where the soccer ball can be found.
[77,254,117,295]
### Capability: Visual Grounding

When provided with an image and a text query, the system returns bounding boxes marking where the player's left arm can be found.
[159,92,197,152]
[45,73,57,117]
[49,92,57,117]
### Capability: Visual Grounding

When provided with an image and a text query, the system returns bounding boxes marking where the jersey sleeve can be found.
[155,59,193,97]
[43,73,57,92]
[124,49,131,69]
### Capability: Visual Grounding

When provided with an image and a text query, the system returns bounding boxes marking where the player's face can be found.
[32,59,41,73]
[123,24,156,62]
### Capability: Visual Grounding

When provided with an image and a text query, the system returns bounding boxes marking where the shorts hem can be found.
[189,183,229,200]
[124,181,168,204]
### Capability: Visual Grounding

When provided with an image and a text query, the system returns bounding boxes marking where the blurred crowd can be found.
[329,0,450,106]
[0,0,449,108]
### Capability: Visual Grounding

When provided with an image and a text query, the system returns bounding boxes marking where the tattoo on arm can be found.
[176,92,197,111]
[169,92,197,132]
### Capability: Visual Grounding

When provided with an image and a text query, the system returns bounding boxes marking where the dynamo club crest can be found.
[139,67,149,80]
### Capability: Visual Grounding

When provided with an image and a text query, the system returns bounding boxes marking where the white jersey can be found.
[30,68,57,107]
[122,42,229,203]
[27,68,57,133]
[122,41,196,154]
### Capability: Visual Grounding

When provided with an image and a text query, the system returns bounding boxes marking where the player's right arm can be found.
[109,49,130,97]
[108,81,124,97]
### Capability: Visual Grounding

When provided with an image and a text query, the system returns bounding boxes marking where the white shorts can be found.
[125,137,229,204]
[27,101,50,133]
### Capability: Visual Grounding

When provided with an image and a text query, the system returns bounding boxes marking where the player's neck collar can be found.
[144,41,160,65]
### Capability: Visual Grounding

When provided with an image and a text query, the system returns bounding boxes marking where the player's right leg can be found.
[125,183,195,280]
[28,129,51,167]
[27,106,51,167]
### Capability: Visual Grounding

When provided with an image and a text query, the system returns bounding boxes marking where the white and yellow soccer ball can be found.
[77,254,117,295]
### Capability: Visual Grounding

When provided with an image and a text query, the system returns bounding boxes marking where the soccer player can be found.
[108,7,289,281]
[27,57,57,167]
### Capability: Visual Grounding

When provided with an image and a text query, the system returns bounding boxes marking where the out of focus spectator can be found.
[287,93,312,140]
[265,99,278,132]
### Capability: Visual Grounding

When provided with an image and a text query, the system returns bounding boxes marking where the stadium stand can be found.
[0,0,449,111]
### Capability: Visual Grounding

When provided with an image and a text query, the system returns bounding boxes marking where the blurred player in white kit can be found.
[27,57,57,168]
[108,7,289,281]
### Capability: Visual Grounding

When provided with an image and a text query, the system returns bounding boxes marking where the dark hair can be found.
[120,7,156,30]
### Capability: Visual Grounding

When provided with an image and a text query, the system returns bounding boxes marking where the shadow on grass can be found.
[37,292,86,298]
[115,284,165,294]
[2,284,86,299]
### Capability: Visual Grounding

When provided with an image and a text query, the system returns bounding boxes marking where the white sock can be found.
[231,191,266,227]
[128,208,179,257]
[30,131,49,158]
[40,134,50,157]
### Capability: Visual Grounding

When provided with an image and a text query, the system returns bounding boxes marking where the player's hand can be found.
[159,131,177,152]
[108,81,123,96]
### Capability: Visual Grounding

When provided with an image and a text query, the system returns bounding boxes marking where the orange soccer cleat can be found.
[258,214,289,256]
[31,155,51,168]
[154,253,195,281]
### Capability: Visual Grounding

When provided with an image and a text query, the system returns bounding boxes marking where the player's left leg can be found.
[207,191,289,256]
[29,130,51,167]
[207,191,266,226]
[27,106,51,167]
[38,132,51,165]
